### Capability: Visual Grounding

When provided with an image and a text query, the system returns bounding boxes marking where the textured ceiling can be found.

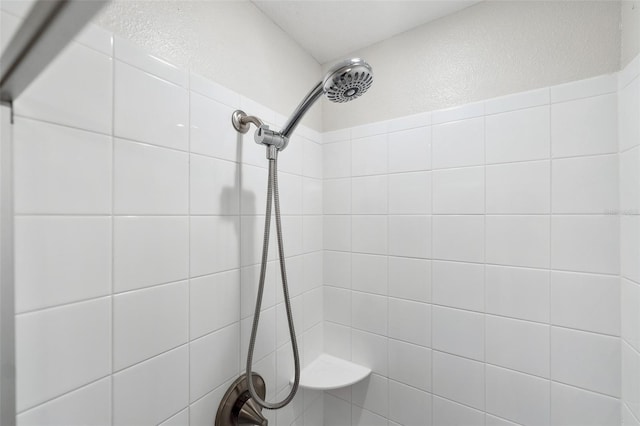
[252,0,481,64]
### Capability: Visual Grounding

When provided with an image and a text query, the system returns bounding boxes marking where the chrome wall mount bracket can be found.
[231,110,289,155]
[215,373,268,426]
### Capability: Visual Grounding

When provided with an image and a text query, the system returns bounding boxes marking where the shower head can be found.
[323,58,373,103]
[280,58,373,140]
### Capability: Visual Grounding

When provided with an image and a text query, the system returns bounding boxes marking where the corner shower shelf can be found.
[292,354,371,390]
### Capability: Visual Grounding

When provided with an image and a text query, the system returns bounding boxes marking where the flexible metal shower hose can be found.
[246,152,301,410]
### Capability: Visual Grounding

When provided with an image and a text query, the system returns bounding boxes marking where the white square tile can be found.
[388,171,431,214]
[351,327,388,375]
[486,365,550,426]
[278,134,304,175]
[324,286,351,326]
[485,265,550,322]
[303,139,323,179]
[158,409,189,426]
[389,299,430,347]
[486,106,551,163]
[324,323,351,360]
[114,216,189,292]
[14,118,112,214]
[486,215,550,268]
[113,281,188,370]
[240,164,268,215]
[432,306,484,361]
[388,380,432,426]
[432,351,485,410]
[551,215,619,274]
[352,215,387,255]
[622,341,640,421]
[388,127,431,172]
[323,178,351,214]
[324,250,351,288]
[278,172,303,215]
[351,134,388,176]
[324,394,352,426]
[240,215,276,267]
[551,382,621,426]
[15,42,113,134]
[352,292,387,336]
[551,327,621,397]
[432,166,484,214]
[15,216,111,313]
[351,374,389,418]
[303,216,323,253]
[432,101,484,124]
[189,72,240,108]
[432,216,484,262]
[432,260,484,312]
[113,346,188,426]
[114,61,188,150]
[352,406,387,426]
[485,88,550,115]
[190,324,239,402]
[388,215,431,258]
[622,279,640,352]
[388,339,431,391]
[551,271,620,336]
[190,91,239,162]
[323,128,351,144]
[190,270,240,339]
[351,253,387,295]
[432,117,484,169]
[619,77,640,151]
[16,298,111,411]
[486,160,551,214]
[303,287,324,330]
[114,139,189,214]
[552,154,618,214]
[323,216,351,251]
[620,146,640,213]
[281,215,304,257]
[190,155,239,215]
[17,378,111,426]
[388,257,431,302]
[351,121,388,139]
[433,396,485,426]
[388,112,431,132]
[191,216,240,275]
[486,315,550,377]
[303,177,323,215]
[323,140,351,178]
[622,216,640,283]
[114,36,186,87]
[551,94,618,157]
[352,175,388,214]
[551,74,617,103]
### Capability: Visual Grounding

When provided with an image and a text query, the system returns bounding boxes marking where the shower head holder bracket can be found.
[232,109,289,157]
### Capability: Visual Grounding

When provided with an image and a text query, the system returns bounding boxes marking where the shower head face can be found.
[323,58,373,103]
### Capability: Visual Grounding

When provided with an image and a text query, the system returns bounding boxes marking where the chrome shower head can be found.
[323,58,373,103]
[280,57,373,140]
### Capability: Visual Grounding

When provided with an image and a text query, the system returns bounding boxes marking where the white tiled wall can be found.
[322,64,637,425]
[9,16,323,426]
[619,55,640,426]
[6,4,639,425]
